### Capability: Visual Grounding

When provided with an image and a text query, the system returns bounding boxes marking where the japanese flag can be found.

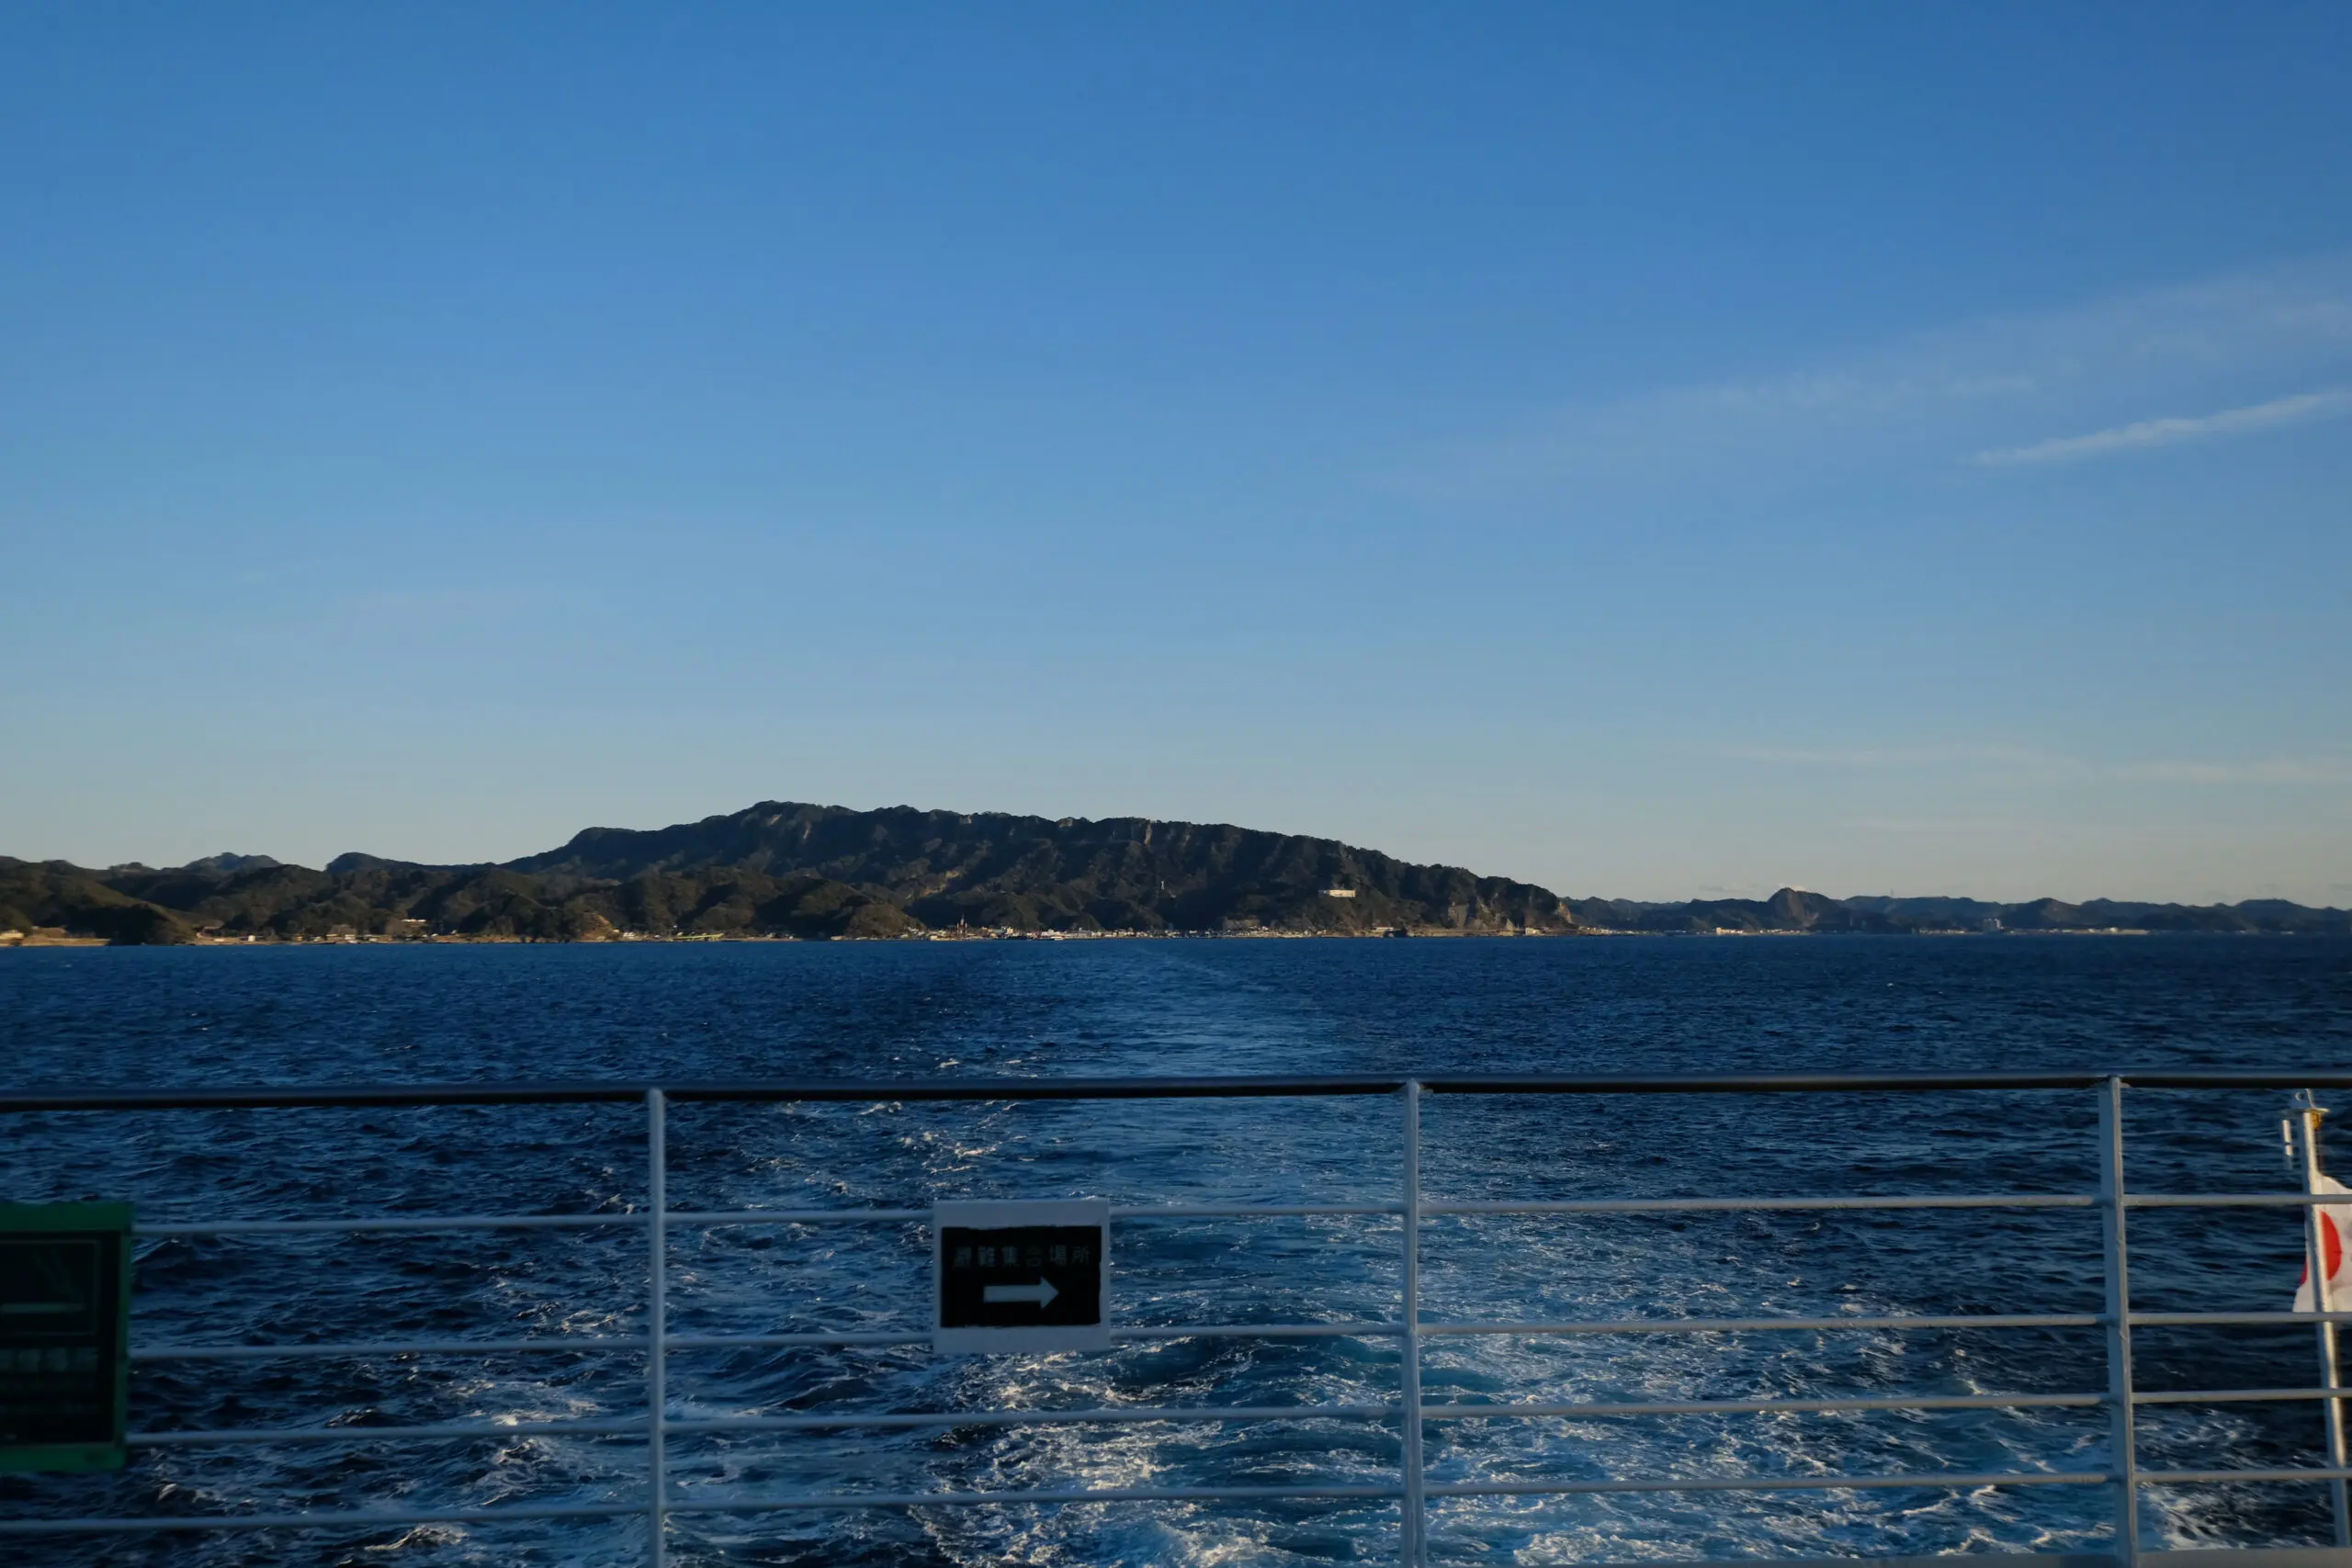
[2292,1173,2352,1312]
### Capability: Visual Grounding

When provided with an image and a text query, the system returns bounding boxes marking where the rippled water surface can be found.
[4,936,2351,1565]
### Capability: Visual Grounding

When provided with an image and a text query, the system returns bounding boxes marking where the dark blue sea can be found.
[4,936,2351,1565]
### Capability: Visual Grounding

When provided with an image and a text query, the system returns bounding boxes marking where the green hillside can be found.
[5,800,2346,943]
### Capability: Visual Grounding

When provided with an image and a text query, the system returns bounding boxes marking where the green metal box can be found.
[0,1201,133,1473]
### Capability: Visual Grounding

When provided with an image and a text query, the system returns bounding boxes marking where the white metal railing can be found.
[6,1069,2352,1566]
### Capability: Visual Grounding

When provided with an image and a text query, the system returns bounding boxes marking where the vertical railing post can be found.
[2098,1077,2139,1568]
[646,1088,668,1568]
[2293,1097,2351,1545]
[1400,1079,1425,1568]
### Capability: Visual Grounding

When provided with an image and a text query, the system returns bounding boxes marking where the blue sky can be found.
[4,3,2347,903]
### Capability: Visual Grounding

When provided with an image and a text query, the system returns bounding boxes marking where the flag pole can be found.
[2296,1091,2350,1546]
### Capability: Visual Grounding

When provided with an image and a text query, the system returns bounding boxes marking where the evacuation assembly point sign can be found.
[0,1201,133,1473]
[933,1199,1111,1354]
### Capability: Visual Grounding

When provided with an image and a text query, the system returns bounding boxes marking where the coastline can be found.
[1,925,2196,948]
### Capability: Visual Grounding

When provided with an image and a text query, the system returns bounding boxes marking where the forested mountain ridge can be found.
[508,801,1567,935]
[0,856,918,945]
[4,799,2347,943]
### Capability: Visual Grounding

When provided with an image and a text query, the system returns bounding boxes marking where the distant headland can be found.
[4,800,2346,944]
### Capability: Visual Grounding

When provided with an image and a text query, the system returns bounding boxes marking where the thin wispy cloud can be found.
[1974,387,2352,467]
[1403,254,2352,498]
[2111,757,2352,785]
[1715,743,2053,770]
[1719,744,2351,786]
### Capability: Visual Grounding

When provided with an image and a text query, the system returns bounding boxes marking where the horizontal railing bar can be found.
[1556,1559,2124,1568]
[0,1076,1414,1112]
[14,1066,2352,1115]
[2143,1468,2352,1486]
[1427,1195,2096,1215]
[132,1337,648,1362]
[2132,1313,2352,1328]
[2135,1388,2352,1405]
[119,1388,2112,1449]
[130,1192,2185,1238]
[676,1393,2100,1433]
[2128,1195,2352,1211]
[1421,1314,2102,1337]
[1116,1322,1409,1340]
[665,1331,928,1350]
[126,1194,2137,1239]
[133,1311,2352,1367]
[135,1213,647,1237]
[0,1502,647,1535]
[670,1325,1412,1351]
[133,1321,1419,1361]
[1422,1470,2111,1497]
[131,1314,2112,1364]
[669,1205,1418,1227]
[1557,1559,2123,1568]
[679,1324,1411,1349]
[666,1403,1397,1433]
[1114,1202,1404,1219]
[130,1419,650,1446]
[666,1208,927,1226]
[661,1482,1405,1512]
[1425,1393,2101,1418]
[653,1470,2115,1516]
[1429,1072,2352,1095]
[0,1470,2133,1533]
